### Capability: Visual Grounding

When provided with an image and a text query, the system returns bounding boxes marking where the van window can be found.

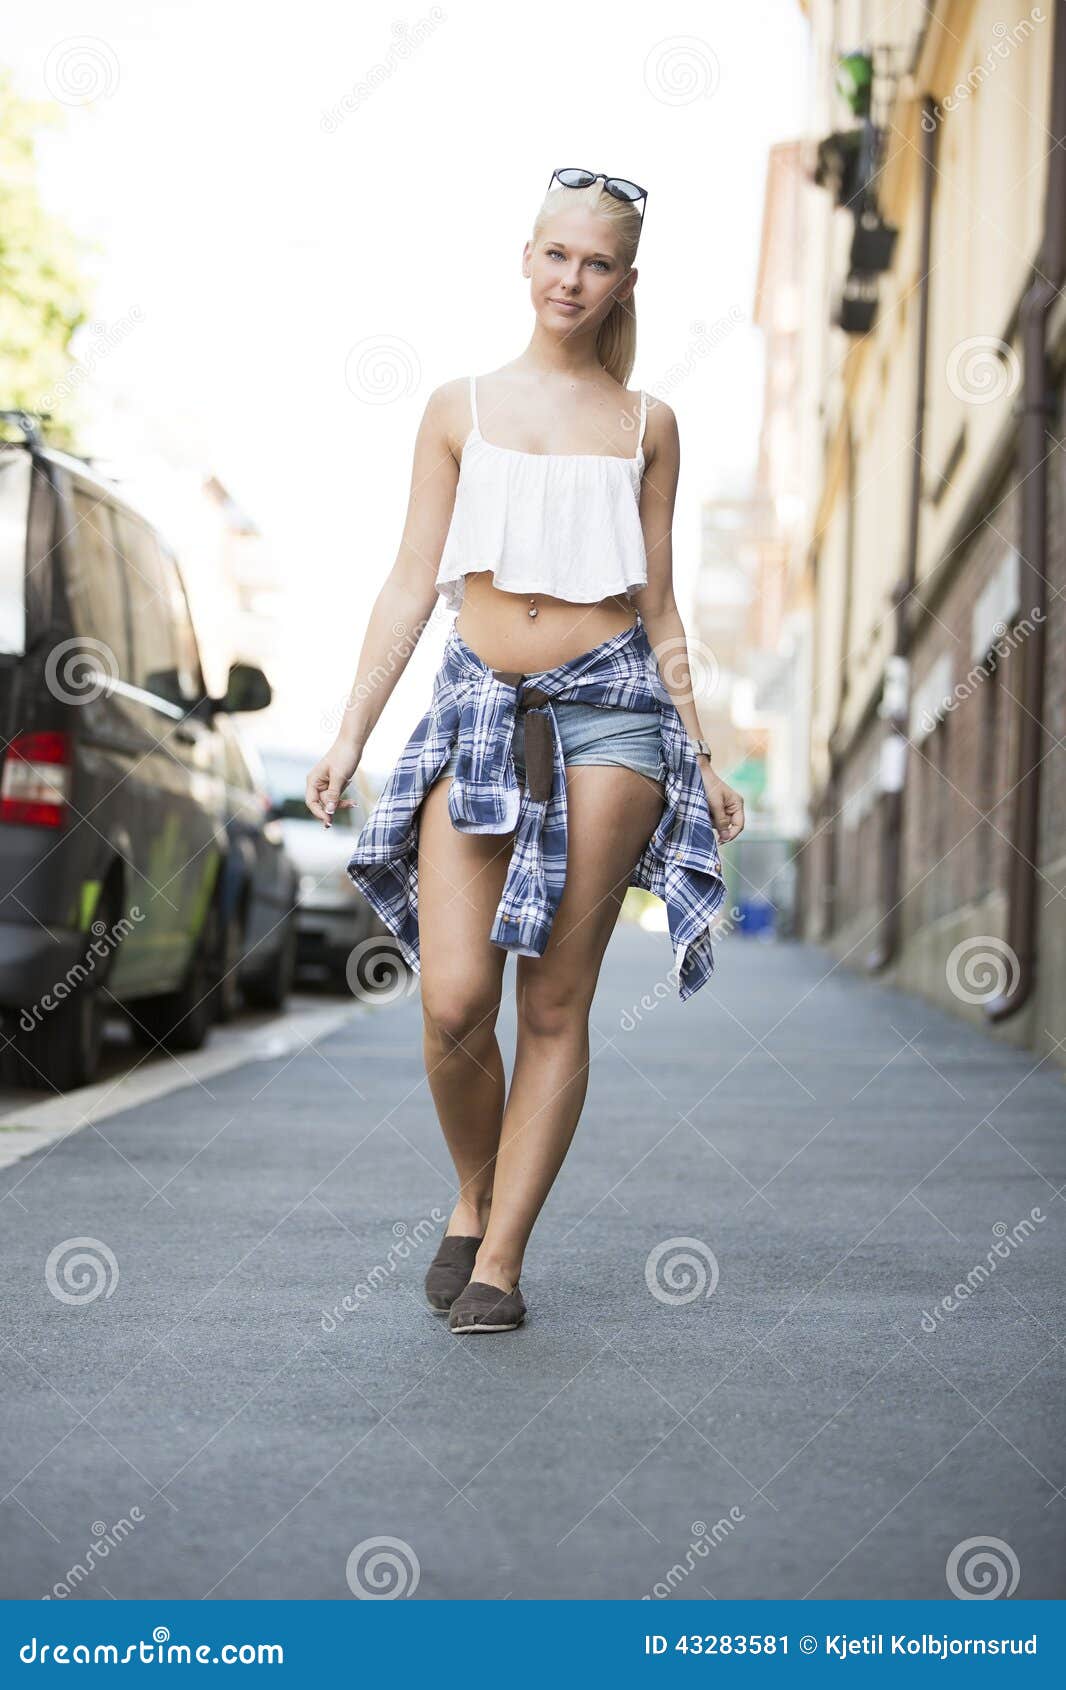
[67,489,132,680]
[112,509,197,710]
[0,447,31,655]
[157,544,206,704]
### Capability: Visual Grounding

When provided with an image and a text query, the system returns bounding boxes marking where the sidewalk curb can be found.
[0,999,364,1173]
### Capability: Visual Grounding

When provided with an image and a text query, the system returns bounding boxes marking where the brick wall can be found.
[902,477,1020,938]
[1037,392,1066,870]
[800,369,1065,1060]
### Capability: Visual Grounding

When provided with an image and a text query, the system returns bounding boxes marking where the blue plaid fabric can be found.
[345,618,727,1000]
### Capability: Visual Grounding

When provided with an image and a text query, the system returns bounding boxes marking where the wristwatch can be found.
[688,736,713,761]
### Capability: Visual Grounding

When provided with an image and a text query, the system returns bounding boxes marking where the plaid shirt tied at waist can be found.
[344,618,727,1000]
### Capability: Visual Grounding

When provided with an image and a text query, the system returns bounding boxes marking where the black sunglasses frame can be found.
[548,167,648,223]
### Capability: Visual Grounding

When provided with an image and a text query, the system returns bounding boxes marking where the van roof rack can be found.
[0,410,52,449]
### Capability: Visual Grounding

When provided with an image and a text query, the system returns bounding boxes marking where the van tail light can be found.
[1,730,73,827]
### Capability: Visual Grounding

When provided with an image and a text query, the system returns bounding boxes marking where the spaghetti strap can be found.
[469,373,480,434]
[636,389,648,451]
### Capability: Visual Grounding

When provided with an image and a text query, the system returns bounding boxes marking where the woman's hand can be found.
[698,762,745,845]
[305,741,362,829]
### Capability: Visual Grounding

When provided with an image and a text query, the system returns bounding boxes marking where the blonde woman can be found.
[305,169,744,1335]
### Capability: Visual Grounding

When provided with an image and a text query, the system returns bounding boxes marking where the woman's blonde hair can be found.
[530,179,642,387]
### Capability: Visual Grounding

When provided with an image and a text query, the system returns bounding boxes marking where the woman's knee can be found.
[516,970,594,1040]
[422,978,501,1049]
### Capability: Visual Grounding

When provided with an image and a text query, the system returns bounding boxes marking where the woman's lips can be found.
[549,298,583,312]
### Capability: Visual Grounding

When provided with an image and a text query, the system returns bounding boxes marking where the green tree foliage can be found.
[0,69,91,447]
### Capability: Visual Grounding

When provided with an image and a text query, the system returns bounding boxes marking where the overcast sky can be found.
[6,0,808,772]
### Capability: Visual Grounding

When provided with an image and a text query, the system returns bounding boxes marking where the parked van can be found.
[0,416,273,1090]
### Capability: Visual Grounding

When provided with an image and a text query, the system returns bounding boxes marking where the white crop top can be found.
[434,375,649,614]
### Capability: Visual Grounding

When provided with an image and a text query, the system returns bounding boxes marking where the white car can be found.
[258,748,381,990]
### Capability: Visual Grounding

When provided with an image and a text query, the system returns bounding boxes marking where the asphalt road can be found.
[1,925,1063,1601]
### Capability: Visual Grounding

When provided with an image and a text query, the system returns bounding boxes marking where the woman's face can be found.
[523,207,637,337]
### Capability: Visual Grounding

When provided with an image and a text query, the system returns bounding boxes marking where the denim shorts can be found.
[439,699,666,787]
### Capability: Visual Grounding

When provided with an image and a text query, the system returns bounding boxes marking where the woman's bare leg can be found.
[470,764,666,1290]
[417,774,514,1236]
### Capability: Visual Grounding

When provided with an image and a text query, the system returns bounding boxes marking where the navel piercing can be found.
[528,594,538,619]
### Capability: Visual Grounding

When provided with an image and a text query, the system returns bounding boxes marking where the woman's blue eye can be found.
[546,248,609,271]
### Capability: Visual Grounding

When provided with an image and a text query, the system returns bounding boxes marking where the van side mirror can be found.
[222,661,272,714]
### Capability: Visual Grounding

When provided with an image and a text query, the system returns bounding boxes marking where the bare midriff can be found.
[453,571,638,672]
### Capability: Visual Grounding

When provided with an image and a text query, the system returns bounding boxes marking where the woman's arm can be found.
[305,381,461,827]
[631,396,745,846]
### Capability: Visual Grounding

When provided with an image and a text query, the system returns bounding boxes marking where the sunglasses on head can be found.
[549,167,648,222]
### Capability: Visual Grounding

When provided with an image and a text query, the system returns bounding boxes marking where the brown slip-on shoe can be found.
[424,1235,483,1311]
[448,1278,526,1333]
